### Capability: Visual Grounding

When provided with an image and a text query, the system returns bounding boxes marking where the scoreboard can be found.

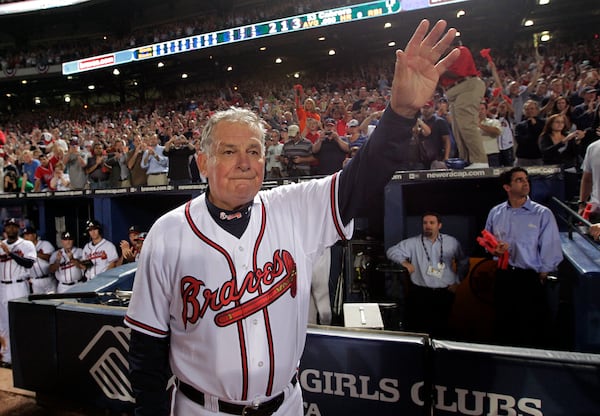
[62,0,467,75]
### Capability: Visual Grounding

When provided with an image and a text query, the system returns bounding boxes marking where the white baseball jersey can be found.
[82,238,118,279]
[49,247,85,293]
[29,239,56,294]
[126,173,352,408]
[0,237,36,364]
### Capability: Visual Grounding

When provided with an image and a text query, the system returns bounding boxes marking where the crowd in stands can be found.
[1,38,599,194]
[0,0,599,195]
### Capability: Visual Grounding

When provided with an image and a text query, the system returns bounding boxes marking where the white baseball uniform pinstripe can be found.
[126,173,352,414]
[49,247,85,293]
[0,237,36,363]
[82,238,118,279]
[29,239,56,294]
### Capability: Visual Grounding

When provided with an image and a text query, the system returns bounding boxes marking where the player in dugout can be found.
[125,20,460,415]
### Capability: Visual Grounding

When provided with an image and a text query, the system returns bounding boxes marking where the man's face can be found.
[421,105,434,119]
[61,238,74,250]
[129,232,140,244]
[524,102,539,118]
[422,215,442,239]
[93,145,104,156]
[39,155,49,167]
[198,122,265,211]
[504,171,530,199]
[23,232,36,243]
[550,79,563,94]
[88,228,101,241]
[4,224,19,240]
[479,104,488,119]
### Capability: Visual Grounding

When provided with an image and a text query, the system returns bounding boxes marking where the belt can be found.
[34,274,51,279]
[60,280,82,286]
[1,279,25,284]
[447,75,476,89]
[148,172,167,175]
[413,284,449,292]
[177,375,297,415]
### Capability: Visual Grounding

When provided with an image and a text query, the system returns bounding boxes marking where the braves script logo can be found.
[88,251,108,260]
[180,249,297,328]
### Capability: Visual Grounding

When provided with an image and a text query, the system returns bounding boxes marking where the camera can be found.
[324,131,332,136]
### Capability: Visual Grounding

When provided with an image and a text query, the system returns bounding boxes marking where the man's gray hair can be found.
[200,107,266,156]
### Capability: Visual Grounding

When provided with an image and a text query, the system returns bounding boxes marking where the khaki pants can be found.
[147,173,167,186]
[447,77,487,164]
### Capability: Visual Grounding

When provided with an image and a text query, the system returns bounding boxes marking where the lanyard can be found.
[421,234,443,265]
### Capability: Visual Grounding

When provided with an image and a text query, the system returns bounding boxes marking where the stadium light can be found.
[539,31,551,42]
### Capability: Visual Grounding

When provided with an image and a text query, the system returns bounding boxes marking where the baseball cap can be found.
[86,219,102,231]
[583,86,597,94]
[325,118,335,125]
[22,226,37,235]
[128,225,142,234]
[61,231,75,240]
[280,126,288,132]
[287,124,300,137]
[70,136,79,146]
[136,232,148,242]
[346,119,359,128]
[4,218,19,227]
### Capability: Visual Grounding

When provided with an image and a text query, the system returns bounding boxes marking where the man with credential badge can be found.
[387,212,468,337]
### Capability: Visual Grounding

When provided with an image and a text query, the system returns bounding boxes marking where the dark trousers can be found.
[406,283,455,338]
[499,147,515,167]
[494,267,548,348]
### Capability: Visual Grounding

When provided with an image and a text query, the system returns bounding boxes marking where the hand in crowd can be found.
[390,19,458,118]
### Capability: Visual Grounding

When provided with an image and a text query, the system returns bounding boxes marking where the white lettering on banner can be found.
[410,383,544,415]
[300,368,401,402]
[303,402,322,415]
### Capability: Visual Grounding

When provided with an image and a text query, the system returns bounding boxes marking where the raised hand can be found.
[390,19,459,118]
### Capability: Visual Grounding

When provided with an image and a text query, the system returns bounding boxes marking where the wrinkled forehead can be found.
[212,122,263,145]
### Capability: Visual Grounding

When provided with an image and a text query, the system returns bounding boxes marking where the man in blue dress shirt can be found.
[485,167,563,348]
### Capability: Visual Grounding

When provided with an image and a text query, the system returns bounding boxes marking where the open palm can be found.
[391,20,459,118]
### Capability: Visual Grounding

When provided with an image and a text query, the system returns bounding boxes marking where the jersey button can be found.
[253,319,258,325]
[239,246,244,252]
[258,361,264,367]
